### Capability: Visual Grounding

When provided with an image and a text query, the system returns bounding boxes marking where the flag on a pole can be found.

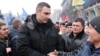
[17,12,20,18]
[7,11,14,26]
[20,8,28,21]
[72,0,84,6]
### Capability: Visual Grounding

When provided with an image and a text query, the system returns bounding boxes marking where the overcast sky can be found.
[0,0,62,15]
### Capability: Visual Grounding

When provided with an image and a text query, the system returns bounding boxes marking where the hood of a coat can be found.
[25,14,54,30]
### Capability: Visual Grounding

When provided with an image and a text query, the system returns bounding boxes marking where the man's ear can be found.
[36,9,40,14]
[36,10,38,14]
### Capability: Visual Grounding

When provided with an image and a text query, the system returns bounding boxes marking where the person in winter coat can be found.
[16,2,64,56]
[77,16,100,56]
[8,19,23,56]
[61,22,72,39]
[0,19,9,56]
[48,18,88,56]
[59,18,88,56]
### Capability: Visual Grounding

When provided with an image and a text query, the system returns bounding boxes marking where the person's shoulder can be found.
[19,24,29,33]
[83,32,88,38]
[0,39,5,46]
[20,24,28,30]
[51,26,59,32]
[0,39,4,43]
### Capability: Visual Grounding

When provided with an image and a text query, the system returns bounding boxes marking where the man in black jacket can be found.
[16,2,64,56]
[0,19,10,56]
[63,18,88,52]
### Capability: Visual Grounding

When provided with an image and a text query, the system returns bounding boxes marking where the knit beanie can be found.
[90,16,100,33]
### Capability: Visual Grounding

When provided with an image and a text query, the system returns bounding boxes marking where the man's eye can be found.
[3,28,8,30]
[44,13,50,15]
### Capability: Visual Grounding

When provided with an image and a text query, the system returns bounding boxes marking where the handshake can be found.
[47,50,58,56]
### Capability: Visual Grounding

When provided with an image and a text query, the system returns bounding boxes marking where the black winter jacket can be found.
[16,14,64,56]
[0,39,8,56]
[8,28,18,56]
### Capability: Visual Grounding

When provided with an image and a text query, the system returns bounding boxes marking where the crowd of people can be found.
[0,2,100,56]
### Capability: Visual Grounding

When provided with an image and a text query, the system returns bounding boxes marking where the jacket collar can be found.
[69,30,84,39]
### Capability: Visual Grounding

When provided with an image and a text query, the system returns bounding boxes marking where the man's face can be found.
[18,21,23,30]
[36,6,51,23]
[60,25,67,33]
[66,26,72,32]
[72,22,83,34]
[0,25,8,37]
[86,25,100,43]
